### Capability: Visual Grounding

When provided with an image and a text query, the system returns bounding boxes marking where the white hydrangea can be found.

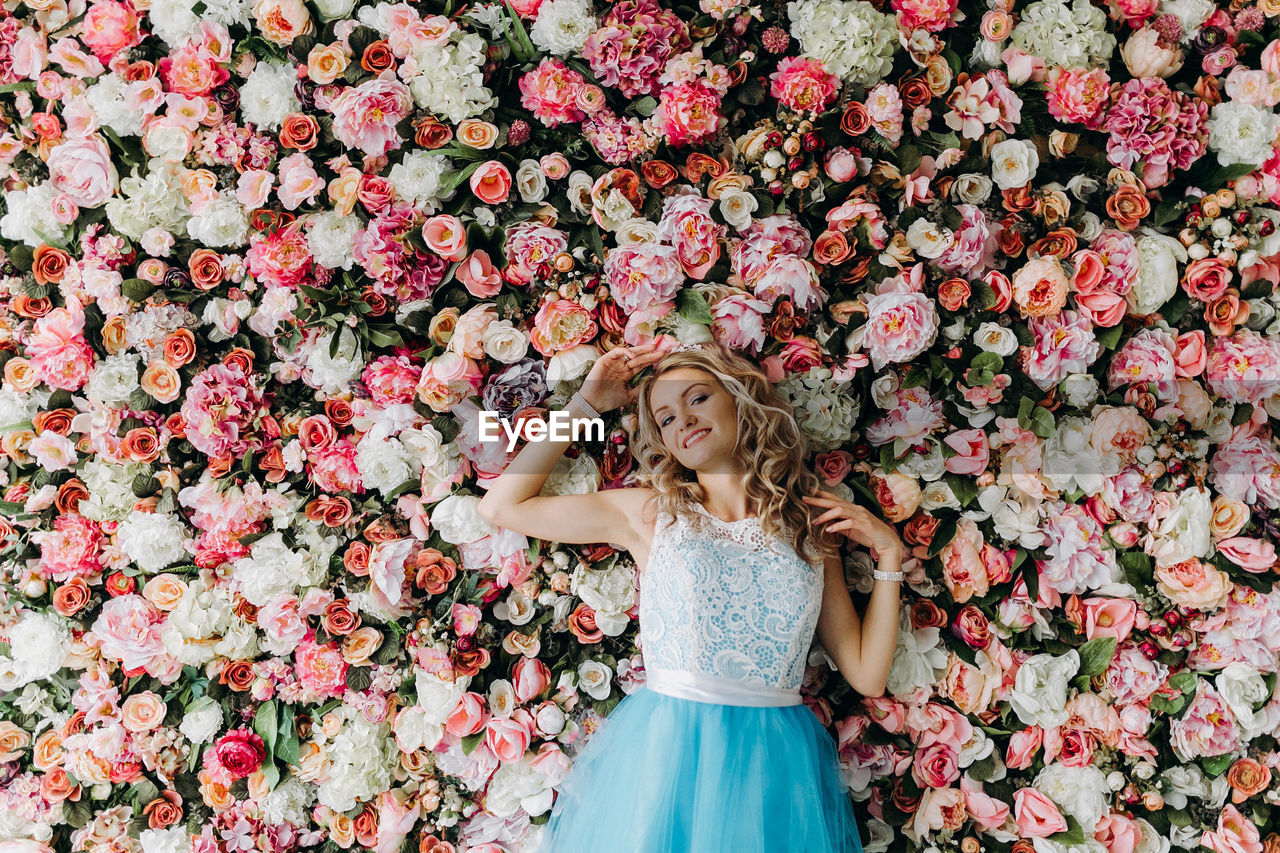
[103,163,190,241]
[162,576,258,665]
[1157,0,1215,42]
[0,611,71,692]
[355,431,416,497]
[311,705,398,813]
[1011,0,1117,69]
[86,352,141,406]
[1206,101,1280,169]
[138,827,192,853]
[388,150,453,212]
[0,183,72,247]
[0,387,44,430]
[78,459,149,522]
[303,326,363,395]
[776,366,859,452]
[240,61,301,132]
[407,34,498,124]
[116,510,190,574]
[185,192,250,248]
[259,776,315,826]
[787,0,898,87]
[306,211,361,269]
[231,529,331,607]
[530,0,596,56]
[82,75,146,137]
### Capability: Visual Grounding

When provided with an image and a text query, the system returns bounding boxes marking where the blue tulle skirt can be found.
[533,685,865,853]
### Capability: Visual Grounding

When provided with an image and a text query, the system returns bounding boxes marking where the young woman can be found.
[476,340,904,853]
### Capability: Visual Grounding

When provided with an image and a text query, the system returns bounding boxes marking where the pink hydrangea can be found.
[603,242,684,313]
[582,0,690,98]
[158,41,229,97]
[518,58,586,127]
[768,56,838,115]
[1021,310,1101,390]
[1104,77,1208,188]
[329,78,412,156]
[354,203,448,301]
[583,109,659,164]
[862,291,940,371]
[1044,66,1110,127]
[1206,329,1280,404]
[654,79,722,146]
[655,192,724,279]
[180,361,265,460]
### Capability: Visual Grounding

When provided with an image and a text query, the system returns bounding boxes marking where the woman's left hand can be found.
[802,489,903,558]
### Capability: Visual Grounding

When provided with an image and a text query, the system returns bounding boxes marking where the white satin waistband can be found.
[644,668,802,707]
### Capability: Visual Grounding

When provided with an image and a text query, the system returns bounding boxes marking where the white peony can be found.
[973,321,1019,356]
[83,74,147,137]
[1216,662,1271,738]
[571,560,636,636]
[185,192,250,248]
[430,494,497,544]
[905,219,953,259]
[1145,486,1212,567]
[306,211,360,269]
[417,670,472,725]
[1008,650,1079,729]
[886,612,948,698]
[231,530,327,607]
[0,611,70,692]
[1034,764,1110,830]
[485,754,557,817]
[388,150,453,212]
[355,431,416,497]
[116,510,190,574]
[1042,415,1116,496]
[1060,373,1100,407]
[239,61,301,132]
[303,326,363,395]
[530,0,596,56]
[1128,231,1187,315]
[107,163,191,241]
[178,697,224,744]
[1206,101,1280,169]
[86,352,141,406]
[787,0,898,87]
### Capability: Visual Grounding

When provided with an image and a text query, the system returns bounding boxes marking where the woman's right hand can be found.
[579,341,665,413]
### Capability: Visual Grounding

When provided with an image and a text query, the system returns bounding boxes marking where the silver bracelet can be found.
[873,569,905,583]
[569,390,600,419]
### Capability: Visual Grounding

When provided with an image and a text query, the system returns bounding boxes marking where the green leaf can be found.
[1202,753,1235,777]
[460,731,484,756]
[122,278,157,303]
[676,288,713,325]
[1096,323,1124,350]
[1050,816,1088,846]
[944,473,978,508]
[1077,636,1117,678]
[254,700,279,758]
[630,96,657,117]
[925,515,957,559]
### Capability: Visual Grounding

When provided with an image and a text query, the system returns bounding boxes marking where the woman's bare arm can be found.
[814,547,903,698]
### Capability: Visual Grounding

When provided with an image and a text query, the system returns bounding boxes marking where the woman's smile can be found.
[682,427,711,448]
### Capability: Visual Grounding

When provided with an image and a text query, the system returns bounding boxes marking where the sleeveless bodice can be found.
[638,504,825,706]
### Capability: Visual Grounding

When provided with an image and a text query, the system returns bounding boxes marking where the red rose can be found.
[215,728,267,779]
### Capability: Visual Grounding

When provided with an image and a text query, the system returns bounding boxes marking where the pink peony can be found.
[1044,66,1110,127]
[329,77,412,156]
[1202,805,1265,853]
[655,193,724,279]
[24,301,95,391]
[1021,310,1101,390]
[35,513,103,581]
[502,221,569,286]
[1171,682,1241,760]
[654,80,723,146]
[91,594,166,672]
[79,0,143,62]
[518,58,586,127]
[603,242,684,313]
[893,0,958,31]
[862,291,940,371]
[46,134,118,208]
[768,56,838,115]
[710,293,773,354]
[294,634,349,699]
[1206,329,1280,404]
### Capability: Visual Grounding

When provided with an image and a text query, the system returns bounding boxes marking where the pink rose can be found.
[961,777,1011,830]
[1174,330,1208,377]
[1005,727,1042,769]
[236,169,275,209]
[1096,813,1142,853]
[1201,804,1264,853]
[1081,596,1137,642]
[1216,537,1277,572]
[470,161,512,205]
[214,729,267,779]
[456,250,503,297]
[422,215,468,263]
[46,134,118,208]
[257,595,308,647]
[912,743,960,788]
[276,152,322,210]
[939,518,988,604]
[1013,788,1068,837]
[484,713,533,764]
[445,692,489,737]
[512,656,551,703]
[943,429,989,476]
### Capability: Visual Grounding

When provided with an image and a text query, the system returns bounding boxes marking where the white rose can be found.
[718,189,758,231]
[487,679,515,719]
[1216,662,1270,738]
[952,173,993,205]
[905,218,953,259]
[990,138,1039,190]
[920,480,960,511]
[1135,819,1171,853]
[1060,373,1100,407]
[178,698,224,744]
[973,321,1018,356]
[429,494,496,544]
[870,371,900,409]
[483,320,530,364]
[515,159,548,203]
[1129,231,1187,315]
[313,0,356,19]
[577,660,613,701]
[1008,650,1080,729]
[1146,486,1211,567]
[566,170,594,216]
[613,218,661,246]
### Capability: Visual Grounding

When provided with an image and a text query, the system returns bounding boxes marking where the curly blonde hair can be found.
[630,342,842,568]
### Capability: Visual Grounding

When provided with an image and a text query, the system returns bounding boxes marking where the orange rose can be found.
[32,244,71,285]
[641,159,678,188]
[937,277,972,311]
[456,118,498,149]
[121,691,167,732]
[142,573,187,611]
[101,315,128,352]
[41,767,77,802]
[52,578,91,616]
[12,295,52,318]
[341,627,383,664]
[1106,184,1151,230]
[413,116,453,149]
[0,721,30,762]
[813,231,852,265]
[1227,757,1271,803]
[1011,256,1070,317]
[33,730,64,771]
[143,791,184,829]
[122,427,161,463]
[360,39,396,72]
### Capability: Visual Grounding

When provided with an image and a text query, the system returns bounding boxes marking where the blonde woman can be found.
[477,340,903,853]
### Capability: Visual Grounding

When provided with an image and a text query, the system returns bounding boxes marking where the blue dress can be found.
[533,503,865,853]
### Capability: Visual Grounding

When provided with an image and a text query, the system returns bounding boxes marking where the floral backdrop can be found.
[3,0,1280,848]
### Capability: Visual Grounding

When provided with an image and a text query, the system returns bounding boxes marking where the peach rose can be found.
[121,691,167,732]
[1011,256,1070,317]
[1013,788,1068,837]
[940,518,988,603]
[1210,496,1250,540]
[457,119,498,149]
[1090,406,1151,462]
[1155,559,1232,610]
[141,361,181,403]
[252,0,314,44]
[0,721,31,762]
[422,215,468,263]
[142,573,187,611]
[872,470,921,523]
[1081,596,1137,642]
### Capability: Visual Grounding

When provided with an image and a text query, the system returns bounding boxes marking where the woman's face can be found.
[649,367,740,471]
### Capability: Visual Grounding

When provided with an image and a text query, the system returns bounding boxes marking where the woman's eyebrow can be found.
[653,383,709,417]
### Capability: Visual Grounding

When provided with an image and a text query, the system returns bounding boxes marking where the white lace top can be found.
[638,503,825,703]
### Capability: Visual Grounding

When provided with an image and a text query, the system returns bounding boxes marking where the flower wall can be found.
[3,0,1280,850]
